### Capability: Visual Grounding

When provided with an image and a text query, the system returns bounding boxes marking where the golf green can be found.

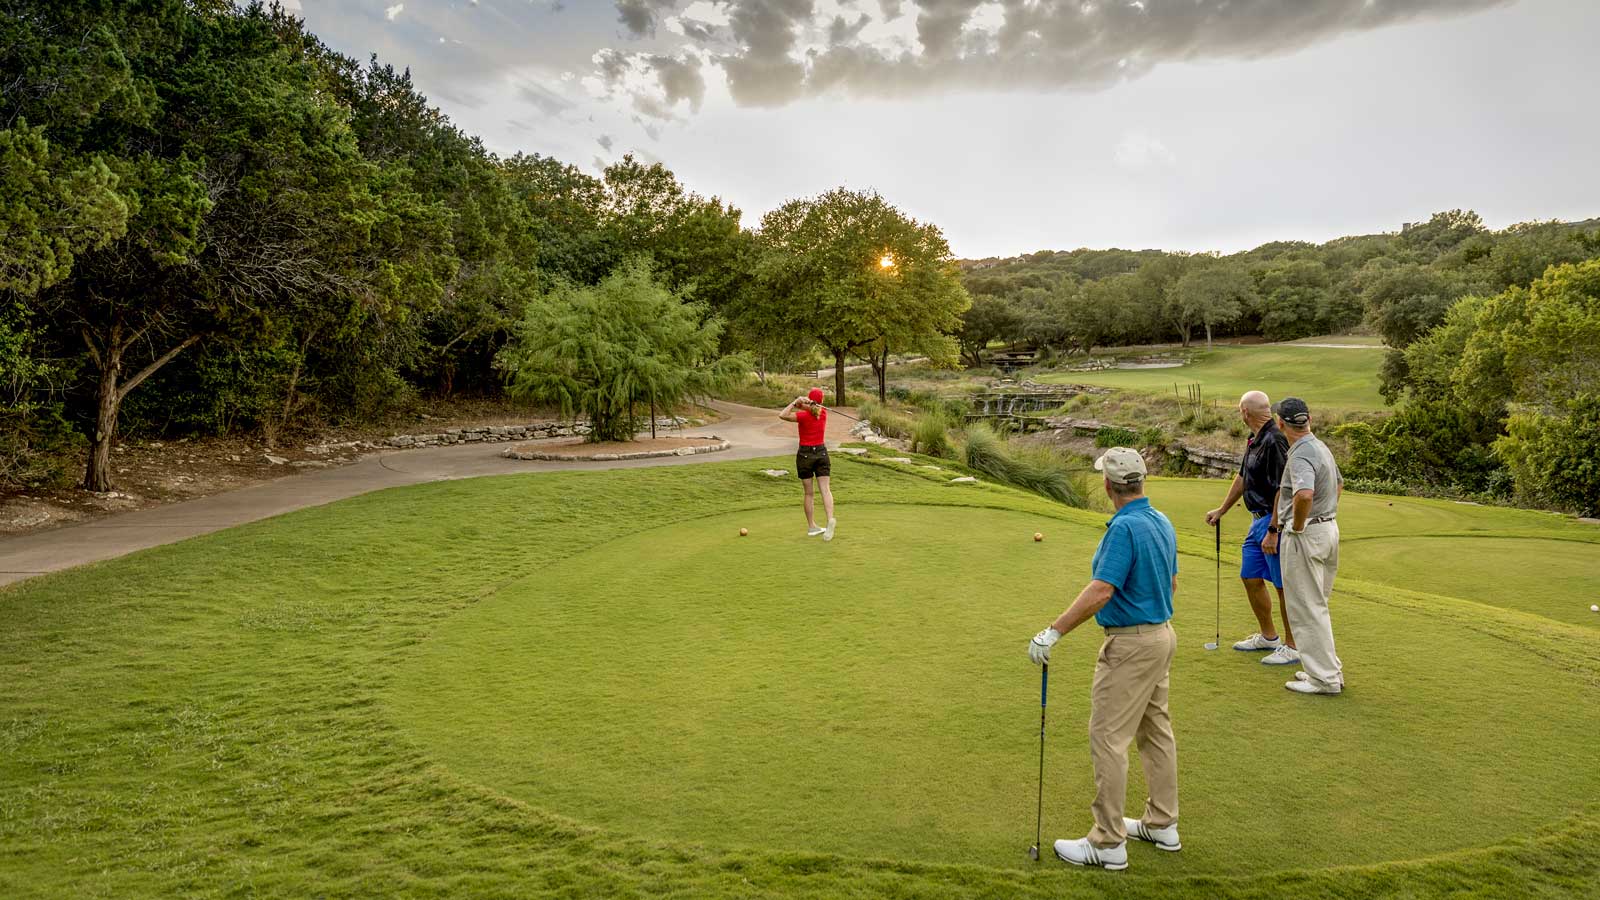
[391,500,1599,875]
[3,460,1598,898]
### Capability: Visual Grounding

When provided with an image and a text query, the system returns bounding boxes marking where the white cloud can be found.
[682,1,732,28]
[277,0,303,11]
[1114,133,1176,169]
[385,4,404,22]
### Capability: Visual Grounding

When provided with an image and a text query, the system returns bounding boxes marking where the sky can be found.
[282,0,1600,259]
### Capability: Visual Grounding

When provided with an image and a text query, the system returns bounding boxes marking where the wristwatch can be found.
[1267,524,1282,534]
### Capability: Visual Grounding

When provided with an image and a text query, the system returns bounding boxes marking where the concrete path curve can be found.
[0,401,858,589]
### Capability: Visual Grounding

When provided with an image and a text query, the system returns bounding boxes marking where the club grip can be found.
[1040,662,1049,707]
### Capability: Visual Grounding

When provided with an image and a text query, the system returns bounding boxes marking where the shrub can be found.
[911,413,953,459]
[1095,426,1140,448]
[962,423,1089,507]
[857,399,914,440]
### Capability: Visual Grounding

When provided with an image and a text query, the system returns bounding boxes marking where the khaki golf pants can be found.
[1281,521,1344,690]
[1087,621,1178,848]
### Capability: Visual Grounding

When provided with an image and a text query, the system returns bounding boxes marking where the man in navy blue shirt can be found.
[1028,447,1181,871]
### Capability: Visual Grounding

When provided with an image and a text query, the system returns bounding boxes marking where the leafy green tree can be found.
[754,188,968,403]
[498,260,748,442]
[501,153,616,284]
[6,1,446,490]
[1170,263,1253,348]
[957,293,1021,366]
[1500,395,1600,515]
[1254,258,1331,342]
[0,125,129,296]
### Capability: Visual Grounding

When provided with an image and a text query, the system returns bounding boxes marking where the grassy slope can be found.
[1036,344,1388,412]
[1,462,1597,898]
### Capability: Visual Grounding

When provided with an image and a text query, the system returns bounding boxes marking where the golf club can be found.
[1203,521,1221,650]
[1028,662,1048,861]
[816,404,862,422]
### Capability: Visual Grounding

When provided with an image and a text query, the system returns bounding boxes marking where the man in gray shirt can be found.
[1261,398,1345,695]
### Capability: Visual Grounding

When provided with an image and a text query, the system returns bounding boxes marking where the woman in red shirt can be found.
[779,388,836,540]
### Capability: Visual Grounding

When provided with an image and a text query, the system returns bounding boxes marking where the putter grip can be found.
[1040,664,1048,707]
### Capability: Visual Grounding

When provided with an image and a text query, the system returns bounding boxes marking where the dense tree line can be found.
[0,1,968,485]
[956,211,1600,361]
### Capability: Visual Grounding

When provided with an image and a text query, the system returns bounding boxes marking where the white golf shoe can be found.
[823,518,836,541]
[1232,632,1281,652]
[1286,676,1341,695]
[1123,818,1181,851]
[1053,837,1128,870]
[807,525,825,537]
[1261,644,1301,666]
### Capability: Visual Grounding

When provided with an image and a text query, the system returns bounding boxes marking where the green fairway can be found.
[2,462,1598,898]
[1037,343,1387,412]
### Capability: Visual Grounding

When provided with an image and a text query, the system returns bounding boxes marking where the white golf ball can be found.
[1591,604,1599,613]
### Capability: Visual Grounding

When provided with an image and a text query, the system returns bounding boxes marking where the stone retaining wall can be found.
[304,417,688,454]
[502,436,729,462]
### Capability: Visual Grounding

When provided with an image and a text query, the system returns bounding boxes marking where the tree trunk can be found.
[1180,325,1192,348]
[1204,322,1213,349]
[82,328,201,492]
[85,342,123,493]
[833,347,846,406]
[873,345,888,403]
[650,394,657,440]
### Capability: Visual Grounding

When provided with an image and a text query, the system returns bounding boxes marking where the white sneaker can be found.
[1123,818,1181,851]
[1286,678,1341,695]
[807,526,825,536]
[1053,837,1128,870]
[1232,632,1281,652]
[1294,670,1310,682]
[1261,645,1300,666]
[823,518,836,541]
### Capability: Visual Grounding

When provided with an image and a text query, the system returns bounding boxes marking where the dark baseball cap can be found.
[1274,397,1310,425]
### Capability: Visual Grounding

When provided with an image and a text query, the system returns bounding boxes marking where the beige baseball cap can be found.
[1094,447,1147,485]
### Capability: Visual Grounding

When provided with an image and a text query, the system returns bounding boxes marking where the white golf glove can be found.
[1028,627,1061,665]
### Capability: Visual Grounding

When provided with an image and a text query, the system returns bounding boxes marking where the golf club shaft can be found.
[1214,521,1222,645]
[1035,662,1047,857]
[817,404,861,422]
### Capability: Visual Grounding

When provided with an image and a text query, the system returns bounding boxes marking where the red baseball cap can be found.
[807,388,824,404]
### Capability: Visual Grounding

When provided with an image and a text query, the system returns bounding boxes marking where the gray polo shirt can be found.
[1276,434,1342,525]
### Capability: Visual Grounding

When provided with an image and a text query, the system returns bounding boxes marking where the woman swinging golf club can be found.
[779,388,836,540]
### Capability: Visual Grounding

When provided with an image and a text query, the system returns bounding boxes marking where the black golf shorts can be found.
[796,445,831,480]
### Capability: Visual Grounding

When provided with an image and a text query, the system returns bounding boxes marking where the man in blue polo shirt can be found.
[1028,447,1181,871]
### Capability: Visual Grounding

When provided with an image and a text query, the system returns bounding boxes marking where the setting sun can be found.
[879,254,895,268]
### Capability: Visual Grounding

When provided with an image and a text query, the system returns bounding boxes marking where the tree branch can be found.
[117,334,202,402]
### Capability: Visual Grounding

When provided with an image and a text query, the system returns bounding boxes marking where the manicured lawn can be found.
[2,461,1597,897]
[1143,477,1600,629]
[1037,343,1388,412]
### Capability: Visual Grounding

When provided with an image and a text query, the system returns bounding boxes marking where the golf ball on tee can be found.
[739,528,748,537]
[1033,532,1043,542]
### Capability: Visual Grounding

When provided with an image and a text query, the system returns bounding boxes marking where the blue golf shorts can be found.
[1241,514,1283,588]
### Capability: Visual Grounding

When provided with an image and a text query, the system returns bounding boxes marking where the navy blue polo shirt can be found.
[1091,497,1179,627]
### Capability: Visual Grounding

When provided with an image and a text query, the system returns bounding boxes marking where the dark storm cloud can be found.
[671,0,1510,107]
[617,0,678,37]
[648,53,708,111]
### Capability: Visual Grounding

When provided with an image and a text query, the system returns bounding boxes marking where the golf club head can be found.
[1203,640,1220,650]
[1028,844,1040,861]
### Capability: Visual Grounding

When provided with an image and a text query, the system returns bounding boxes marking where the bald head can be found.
[1239,391,1272,429]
